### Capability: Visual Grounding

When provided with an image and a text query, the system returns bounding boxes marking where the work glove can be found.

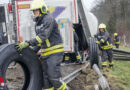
[100,39,105,44]
[16,42,29,51]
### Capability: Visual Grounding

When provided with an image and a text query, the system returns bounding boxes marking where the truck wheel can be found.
[89,38,99,68]
[0,44,43,90]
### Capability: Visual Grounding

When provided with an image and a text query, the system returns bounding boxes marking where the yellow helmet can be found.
[114,33,118,36]
[99,23,106,30]
[30,0,48,14]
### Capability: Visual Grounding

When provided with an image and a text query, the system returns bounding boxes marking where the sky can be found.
[0,0,96,11]
[0,0,10,4]
[84,0,95,11]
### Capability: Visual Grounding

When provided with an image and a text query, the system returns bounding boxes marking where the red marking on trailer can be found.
[74,0,77,23]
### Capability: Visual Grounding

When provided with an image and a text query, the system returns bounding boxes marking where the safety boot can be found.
[109,61,114,68]
[64,56,71,63]
[101,61,108,68]
[75,55,82,64]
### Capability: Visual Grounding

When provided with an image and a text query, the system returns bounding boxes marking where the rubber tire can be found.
[89,38,99,68]
[0,44,43,90]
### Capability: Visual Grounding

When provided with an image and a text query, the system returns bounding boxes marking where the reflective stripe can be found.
[57,82,66,90]
[76,55,81,60]
[37,43,41,46]
[102,61,108,66]
[43,87,54,90]
[45,39,51,47]
[115,42,120,44]
[101,44,113,49]
[36,36,42,44]
[107,41,110,45]
[40,44,63,53]
[109,61,114,65]
[41,48,64,56]
[96,41,100,44]
[65,56,70,60]
[73,28,75,32]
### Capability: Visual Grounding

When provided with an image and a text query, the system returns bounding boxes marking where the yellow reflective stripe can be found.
[101,44,113,49]
[107,41,110,45]
[45,39,51,47]
[73,28,75,32]
[115,42,120,44]
[57,82,66,90]
[43,87,54,90]
[37,43,41,46]
[102,61,108,66]
[65,56,70,60]
[76,55,81,59]
[41,48,64,56]
[96,41,100,44]
[36,36,42,44]
[40,44,63,53]
[109,62,114,65]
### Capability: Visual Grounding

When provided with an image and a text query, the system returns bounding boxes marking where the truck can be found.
[14,0,98,62]
[0,4,10,44]
[0,0,99,89]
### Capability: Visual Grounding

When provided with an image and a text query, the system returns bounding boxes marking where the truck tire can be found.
[89,38,99,68]
[0,44,43,90]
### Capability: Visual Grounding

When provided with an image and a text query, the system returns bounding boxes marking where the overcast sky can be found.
[0,0,96,11]
[84,0,95,11]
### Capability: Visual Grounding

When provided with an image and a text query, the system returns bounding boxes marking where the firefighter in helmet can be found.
[95,23,113,67]
[16,0,68,90]
[114,33,120,48]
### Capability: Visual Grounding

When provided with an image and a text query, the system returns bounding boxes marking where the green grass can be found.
[103,60,130,90]
[118,46,130,51]
[102,46,130,90]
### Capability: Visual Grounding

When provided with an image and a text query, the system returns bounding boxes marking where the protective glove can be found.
[16,42,29,51]
[100,39,105,44]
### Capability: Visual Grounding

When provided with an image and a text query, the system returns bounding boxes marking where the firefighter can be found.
[16,0,68,90]
[73,29,82,63]
[95,23,113,67]
[64,29,82,63]
[114,33,120,48]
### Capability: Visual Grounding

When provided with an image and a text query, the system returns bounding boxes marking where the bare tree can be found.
[92,0,130,46]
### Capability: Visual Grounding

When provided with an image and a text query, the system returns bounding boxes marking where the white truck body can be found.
[15,0,98,52]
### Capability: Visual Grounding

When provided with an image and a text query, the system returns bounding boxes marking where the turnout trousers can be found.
[41,52,64,89]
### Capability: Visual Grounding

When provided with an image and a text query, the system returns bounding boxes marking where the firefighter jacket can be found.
[95,31,113,50]
[29,13,64,56]
[114,36,120,44]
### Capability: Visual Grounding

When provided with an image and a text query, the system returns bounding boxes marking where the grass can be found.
[101,46,130,90]
[103,60,130,90]
[115,46,130,51]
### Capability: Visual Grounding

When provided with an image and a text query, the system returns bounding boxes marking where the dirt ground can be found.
[6,63,24,90]
[68,67,99,90]
[6,63,124,90]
